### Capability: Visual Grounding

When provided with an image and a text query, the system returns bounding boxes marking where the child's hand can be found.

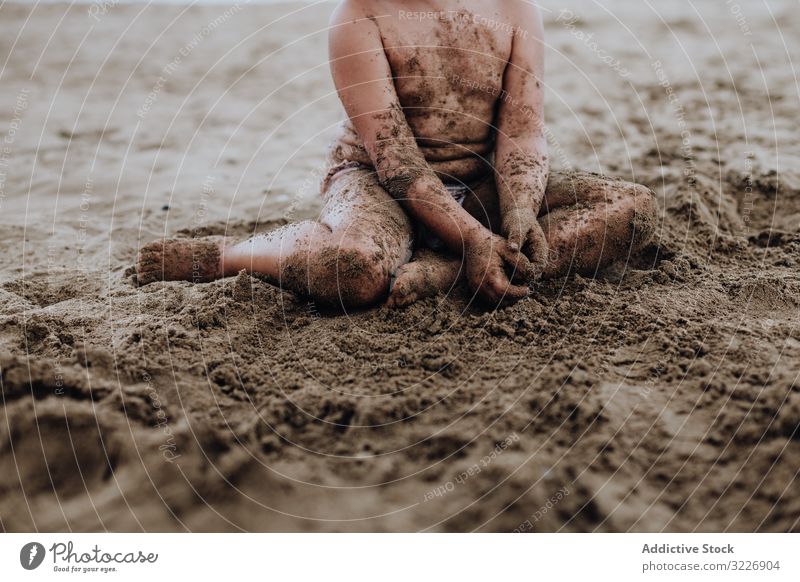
[464,232,534,305]
[502,207,548,278]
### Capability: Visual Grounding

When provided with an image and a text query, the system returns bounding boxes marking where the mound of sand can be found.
[0,0,798,531]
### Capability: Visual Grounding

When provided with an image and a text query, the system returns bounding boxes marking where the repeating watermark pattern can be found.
[191,174,215,284]
[0,87,30,212]
[54,367,65,396]
[360,356,407,374]
[137,3,245,119]
[284,142,361,221]
[422,432,519,502]
[76,175,93,273]
[651,60,696,188]
[142,372,181,463]
[556,10,630,78]
[305,299,322,320]
[286,166,325,221]
[42,165,90,318]
[87,0,119,23]
[739,150,755,236]
[449,72,541,125]
[191,174,216,234]
[639,361,667,399]
[512,485,571,532]
[726,0,752,37]
[398,10,528,39]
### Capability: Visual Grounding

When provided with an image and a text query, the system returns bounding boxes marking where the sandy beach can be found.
[0,0,799,531]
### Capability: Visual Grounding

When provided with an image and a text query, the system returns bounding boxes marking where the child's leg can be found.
[536,171,658,279]
[386,248,463,308]
[387,171,658,306]
[136,168,414,308]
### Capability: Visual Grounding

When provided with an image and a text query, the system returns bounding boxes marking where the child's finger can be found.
[502,282,530,301]
[506,224,525,252]
[482,267,528,304]
[499,242,536,281]
[526,226,549,277]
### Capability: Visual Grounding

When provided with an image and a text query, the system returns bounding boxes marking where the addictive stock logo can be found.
[20,542,46,570]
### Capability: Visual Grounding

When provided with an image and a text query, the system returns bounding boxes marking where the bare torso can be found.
[328,0,515,183]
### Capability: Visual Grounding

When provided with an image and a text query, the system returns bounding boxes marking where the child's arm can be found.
[494,3,550,275]
[328,3,532,303]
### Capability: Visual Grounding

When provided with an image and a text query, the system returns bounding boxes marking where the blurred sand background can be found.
[0,0,799,531]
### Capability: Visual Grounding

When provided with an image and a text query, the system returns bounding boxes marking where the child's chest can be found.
[377,10,513,112]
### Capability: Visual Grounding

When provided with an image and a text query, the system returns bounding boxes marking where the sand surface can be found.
[1,0,799,531]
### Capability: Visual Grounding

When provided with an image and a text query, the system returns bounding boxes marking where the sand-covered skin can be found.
[1,1,799,531]
[136,236,228,285]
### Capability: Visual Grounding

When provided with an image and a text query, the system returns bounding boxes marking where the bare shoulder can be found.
[501,0,545,54]
[329,0,375,29]
[503,0,545,73]
[328,0,383,55]
[503,0,543,27]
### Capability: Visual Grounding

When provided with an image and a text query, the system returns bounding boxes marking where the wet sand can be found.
[0,0,799,531]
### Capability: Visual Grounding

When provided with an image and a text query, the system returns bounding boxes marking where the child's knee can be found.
[628,184,658,250]
[300,242,390,307]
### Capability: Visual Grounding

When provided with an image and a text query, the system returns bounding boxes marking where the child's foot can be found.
[386,250,463,308]
[136,236,230,285]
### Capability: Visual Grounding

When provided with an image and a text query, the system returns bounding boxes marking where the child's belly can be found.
[326,118,494,185]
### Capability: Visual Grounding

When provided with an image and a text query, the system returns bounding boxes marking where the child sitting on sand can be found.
[137,0,657,308]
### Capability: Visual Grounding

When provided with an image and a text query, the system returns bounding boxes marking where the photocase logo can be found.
[20,542,46,570]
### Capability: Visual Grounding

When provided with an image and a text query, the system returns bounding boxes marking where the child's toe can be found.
[135,242,167,285]
[386,278,415,308]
